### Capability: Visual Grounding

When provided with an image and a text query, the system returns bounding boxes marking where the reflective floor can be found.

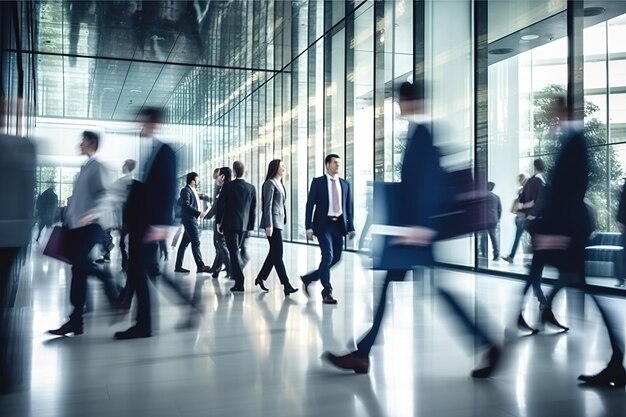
[1,232,626,417]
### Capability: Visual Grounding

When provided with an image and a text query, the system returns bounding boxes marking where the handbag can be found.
[43,226,72,264]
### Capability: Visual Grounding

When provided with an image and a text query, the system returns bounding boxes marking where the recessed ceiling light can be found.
[130,89,142,93]
[521,34,539,41]
[584,7,605,17]
[489,48,514,55]
[103,87,114,92]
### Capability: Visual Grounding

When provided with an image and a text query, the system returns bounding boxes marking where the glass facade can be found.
[485,4,626,287]
[5,0,626,291]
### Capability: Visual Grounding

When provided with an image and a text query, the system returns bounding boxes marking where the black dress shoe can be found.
[283,284,299,296]
[322,351,370,374]
[230,285,244,292]
[300,276,311,297]
[578,365,626,388]
[174,267,190,274]
[255,278,269,291]
[517,313,539,334]
[471,346,501,378]
[541,308,569,332]
[114,326,151,340]
[48,322,83,336]
[322,295,338,305]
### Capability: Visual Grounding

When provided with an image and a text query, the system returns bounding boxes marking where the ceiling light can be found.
[583,7,605,17]
[103,87,114,92]
[130,89,142,93]
[488,48,514,55]
[521,34,539,41]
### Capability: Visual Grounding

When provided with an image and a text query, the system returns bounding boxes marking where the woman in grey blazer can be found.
[255,159,298,295]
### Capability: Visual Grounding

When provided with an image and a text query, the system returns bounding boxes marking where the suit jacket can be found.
[65,158,110,229]
[126,139,177,235]
[0,134,36,247]
[373,122,447,269]
[216,178,256,232]
[519,174,545,216]
[206,185,221,220]
[260,180,286,230]
[534,127,590,240]
[305,175,354,235]
[178,185,201,223]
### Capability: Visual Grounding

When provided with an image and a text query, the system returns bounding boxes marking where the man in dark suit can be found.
[301,154,355,304]
[215,161,256,292]
[479,181,502,261]
[174,172,211,274]
[208,166,232,279]
[323,82,502,378]
[114,107,178,340]
[517,96,625,387]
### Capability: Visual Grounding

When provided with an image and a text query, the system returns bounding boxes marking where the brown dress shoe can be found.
[322,351,370,374]
[197,265,212,273]
[322,295,338,305]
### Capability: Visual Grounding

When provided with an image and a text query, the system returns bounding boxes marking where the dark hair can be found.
[233,161,245,178]
[213,168,220,173]
[82,131,100,150]
[398,80,425,102]
[487,181,495,191]
[124,159,136,172]
[533,158,545,172]
[186,172,199,185]
[264,159,282,182]
[219,166,232,181]
[324,154,340,165]
[138,107,165,124]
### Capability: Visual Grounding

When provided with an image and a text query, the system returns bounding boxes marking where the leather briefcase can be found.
[43,226,72,264]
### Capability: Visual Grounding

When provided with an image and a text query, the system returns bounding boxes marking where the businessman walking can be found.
[301,154,355,304]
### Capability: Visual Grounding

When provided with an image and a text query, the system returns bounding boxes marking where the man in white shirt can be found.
[302,154,355,304]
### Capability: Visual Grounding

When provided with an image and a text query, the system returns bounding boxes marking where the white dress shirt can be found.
[190,185,202,216]
[326,173,343,217]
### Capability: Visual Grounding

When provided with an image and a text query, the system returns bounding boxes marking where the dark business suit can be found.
[175,185,206,269]
[215,178,256,288]
[303,174,355,297]
[208,185,231,277]
[125,139,177,333]
[523,128,591,309]
[257,180,291,285]
[356,122,447,356]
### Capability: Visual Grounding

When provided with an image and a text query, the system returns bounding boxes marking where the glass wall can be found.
[154,0,626,292]
[485,3,626,289]
[168,0,416,247]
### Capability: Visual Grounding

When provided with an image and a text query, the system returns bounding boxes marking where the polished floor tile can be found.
[1,233,625,416]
